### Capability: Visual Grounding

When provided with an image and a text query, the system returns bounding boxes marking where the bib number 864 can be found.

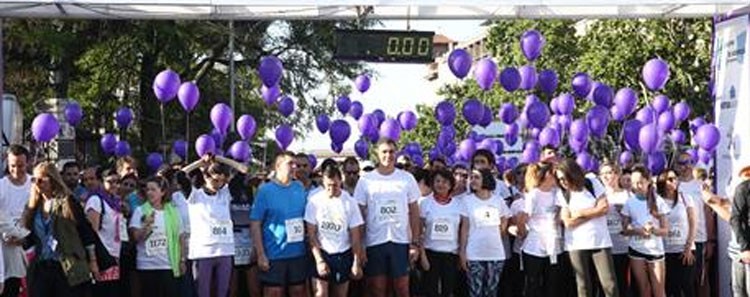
[212,227,228,236]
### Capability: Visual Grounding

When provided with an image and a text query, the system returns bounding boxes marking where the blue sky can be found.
[287,20,484,152]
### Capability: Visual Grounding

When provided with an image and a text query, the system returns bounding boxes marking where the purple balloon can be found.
[355,74,371,93]
[277,96,295,117]
[550,97,560,115]
[358,114,377,137]
[670,130,686,144]
[539,127,561,148]
[519,65,538,91]
[698,148,713,164]
[569,137,588,153]
[478,138,497,153]
[114,141,131,157]
[258,56,283,88]
[651,95,670,115]
[308,155,317,169]
[507,157,519,169]
[261,85,280,107]
[586,105,610,139]
[538,69,558,95]
[614,88,638,116]
[373,109,386,127]
[336,95,351,115]
[623,119,643,152]
[557,93,575,115]
[459,139,477,161]
[316,114,330,134]
[520,30,545,61]
[435,101,457,126]
[695,124,720,151]
[115,107,133,130]
[572,73,592,98]
[657,112,675,132]
[506,122,519,138]
[576,152,594,172]
[210,128,227,149]
[178,82,200,112]
[570,119,589,141]
[399,111,418,131]
[686,148,699,163]
[619,151,634,167]
[499,67,521,92]
[558,114,573,131]
[331,142,343,154]
[587,81,602,101]
[529,127,541,139]
[440,125,456,141]
[673,101,691,122]
[349,101,364,120]
[593,84,614,107]
[210,103,233,134]
[638,124,659,154]
[636,107,657,125]
[526,101,550,129]
[690,117,706,133]
[647,151,667,175]
[479,105,493,128]
[463,99,484,126]
[237,115,257,140]
[275,124,294,150]
[642,58,670,91]
[228,141,251,162]
[100,133,117,154]
[173,140,187,159]
[522,145,540,164]
[64,101,83,126]
[379,119,402,142]
[355,139,369,159]
[146,153,164,171]
[153,69,181,103]
[448,49,473,79]
[475,58,498,91]
[329,119,351,145]
[498,103,519,124]
[441,141,457,156]
[611,106,626,122]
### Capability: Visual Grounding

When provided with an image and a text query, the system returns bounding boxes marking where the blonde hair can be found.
[24,162,75,228]
[525,162,553,192]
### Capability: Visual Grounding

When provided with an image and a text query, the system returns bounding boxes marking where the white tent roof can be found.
[0,1,746,20]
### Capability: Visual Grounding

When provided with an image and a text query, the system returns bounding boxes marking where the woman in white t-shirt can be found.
[656,169,697,297]
[459,168,511,297]
[182,155,248,297]
[517,162,564,297]
[305,165,364,297]
[621,166,670,297]
[85,168,127,296]
[129,176,187,297]
[599,162,633,296]
[505,166,527,297]
[420,169,461,297]
[555,159,618,297]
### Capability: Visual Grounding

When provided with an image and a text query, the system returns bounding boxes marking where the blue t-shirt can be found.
[249,180,307,260]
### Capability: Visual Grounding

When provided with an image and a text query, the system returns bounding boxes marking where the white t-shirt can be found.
[187,186,235,259]
[354,169,421,247]
[522,188,563,258]
[678,180,706,243]
[0,176,31,279]
[494,180,511,199]
[510,198,526,254]
[304,190,364,254]
[557,190,612,251]
[171,191,191,233]
[85,195,123,258]
[130,206,185,270]
[606,189,631,255]
[460,193,512,261]
[419,195,462,254]
[621,194,670,256]
[586,174,607,199]
[663,195,696,254]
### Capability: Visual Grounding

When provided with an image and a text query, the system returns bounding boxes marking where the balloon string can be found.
[161,104,167,157]
[186,112,191,163]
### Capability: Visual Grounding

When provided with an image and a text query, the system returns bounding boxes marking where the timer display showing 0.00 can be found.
[386,37,431,57]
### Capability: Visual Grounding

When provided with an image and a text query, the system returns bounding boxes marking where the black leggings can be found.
[665,252,696,297]
[500,253,524,297]
[523,253,563,297]
[612,254,631,297]
[423,250,459,297]
[138,270,179,297]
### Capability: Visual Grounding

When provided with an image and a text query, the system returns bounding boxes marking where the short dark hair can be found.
[452,163,469,172]
[343,157,359,167]
[412,168,432,185]
[542,145,557,153]
[472,149,495,168]
[206,162,231,177]
[474,168,496,191]
[320,158,338,172]
[274,151,296,168]
[62,161,80,173]
[7,144,29,158]
[429,157,446,167]
[431,169,455,192]
[321,165,342,180]
[295,152,309,160]
[145,176,172,203]
[376,138,397,149]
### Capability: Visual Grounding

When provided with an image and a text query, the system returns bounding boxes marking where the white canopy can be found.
[0,0,746,20]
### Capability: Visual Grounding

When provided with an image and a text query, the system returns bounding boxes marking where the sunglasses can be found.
[121,182,136,188]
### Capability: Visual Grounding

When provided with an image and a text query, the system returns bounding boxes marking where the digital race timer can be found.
[334,29,436,63]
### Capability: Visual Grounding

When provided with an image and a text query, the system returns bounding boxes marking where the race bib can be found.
[209,219,233,244]
[667,220,686,246]
[234,229,253,265]
[319,220,345,237]
[285,218,304,243]
[377,199,400,223]
[430,218,455,241]
[146,232,167,257]
[475,206,500,227]
[607,214,622,234]
[119,216,130,242]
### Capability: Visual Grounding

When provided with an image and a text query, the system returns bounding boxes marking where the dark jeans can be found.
[0,278,21,297]
[138,270,179,297]
[665,253,695,297]
[28,261,88,297]
[423,250,459,297]
[523,253,563,297]
[568,248,620,297]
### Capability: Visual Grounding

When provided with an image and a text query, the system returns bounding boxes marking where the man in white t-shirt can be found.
[451,164,470,198]
[354,138,421,297]
[471,149,511,200]
[294,153,319,196]
[675,151,714,297]
[0,145,31,297]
